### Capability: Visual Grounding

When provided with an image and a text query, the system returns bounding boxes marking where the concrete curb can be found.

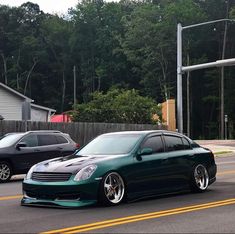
[195,140,235,156]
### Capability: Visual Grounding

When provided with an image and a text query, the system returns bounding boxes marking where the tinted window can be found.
[20,134,38,147]
[182,138,191,149]
[191,141,200,148]
[56,135,68,144]
[38,135,57,146]
[164,135,184,151]
[141,136,164,153]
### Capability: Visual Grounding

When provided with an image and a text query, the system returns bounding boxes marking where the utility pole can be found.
[221,1,229,139]
[186,53,190,137]
[73,65,76,110]
[177,23,183,133]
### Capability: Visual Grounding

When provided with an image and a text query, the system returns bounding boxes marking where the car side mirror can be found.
[138,147,153,156]
[16,142,27,150]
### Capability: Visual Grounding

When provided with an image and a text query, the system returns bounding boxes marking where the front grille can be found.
[25,191,80,200]
[32,172,72,182]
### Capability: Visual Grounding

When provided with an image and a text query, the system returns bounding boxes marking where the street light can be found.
[177,18,235,135]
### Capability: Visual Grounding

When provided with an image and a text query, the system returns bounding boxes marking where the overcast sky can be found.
[0,0,78,15]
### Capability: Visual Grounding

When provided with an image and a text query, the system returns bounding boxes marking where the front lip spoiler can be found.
[21,196,97,208]
[209,176,216,185]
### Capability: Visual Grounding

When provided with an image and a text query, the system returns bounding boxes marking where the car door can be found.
[128,134,171,198]
[13,134,44,171]
[37,134,62,162]
[55,135,75,156]
[162,134,194,190]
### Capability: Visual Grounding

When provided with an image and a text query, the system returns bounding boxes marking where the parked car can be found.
[0,130,79,182]
[21,130,217,208]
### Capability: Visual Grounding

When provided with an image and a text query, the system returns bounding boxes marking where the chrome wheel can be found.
[103,172,125,204]
[0,162,12,182]
[193,164,209,191]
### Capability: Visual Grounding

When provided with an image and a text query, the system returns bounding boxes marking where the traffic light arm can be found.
[182,58,235,73]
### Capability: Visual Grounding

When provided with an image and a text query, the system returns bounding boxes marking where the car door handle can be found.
[161,158,168,162]
[57,147,63,150]
[34,149,40,152]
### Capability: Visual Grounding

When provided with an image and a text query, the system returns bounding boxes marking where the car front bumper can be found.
[21,178,100,208]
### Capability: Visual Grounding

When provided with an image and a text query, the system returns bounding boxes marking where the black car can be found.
[0,130,78,182]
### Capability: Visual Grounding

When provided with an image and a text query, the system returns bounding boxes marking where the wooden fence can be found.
[0,120,166,146]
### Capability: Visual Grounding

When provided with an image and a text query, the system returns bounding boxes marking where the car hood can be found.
[33,154,123,174]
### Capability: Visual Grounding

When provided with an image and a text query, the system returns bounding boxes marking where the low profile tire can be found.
[0,161,12,183]
[99,172,125,206]
[191,164,209,192]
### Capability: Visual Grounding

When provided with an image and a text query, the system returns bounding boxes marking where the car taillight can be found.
[76,143,80,149]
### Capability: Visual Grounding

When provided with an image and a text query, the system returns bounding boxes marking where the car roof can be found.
[26,130,63,134]
[102,130,185,137]
[2,130,64,137]
[101,130,194,143]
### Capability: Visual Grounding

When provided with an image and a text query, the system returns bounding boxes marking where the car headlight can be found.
[25,165,36,180]
[74,165,97,181]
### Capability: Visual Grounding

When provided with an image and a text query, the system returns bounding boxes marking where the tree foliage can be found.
[72,88,161,124]
[0,0,235,138]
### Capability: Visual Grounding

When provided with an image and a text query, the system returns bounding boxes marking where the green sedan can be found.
[21,130,217,208]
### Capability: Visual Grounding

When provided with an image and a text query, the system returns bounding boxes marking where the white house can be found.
[0,82,56,122]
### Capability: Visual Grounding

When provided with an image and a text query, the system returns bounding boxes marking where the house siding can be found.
[31,107,48,122]
[0,86,23,120]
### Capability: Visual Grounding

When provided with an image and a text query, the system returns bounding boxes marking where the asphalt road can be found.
[0,155,235,233]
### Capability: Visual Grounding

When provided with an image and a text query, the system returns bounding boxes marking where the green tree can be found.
[69,0,140,102]
[72,88,161,124]
[40,15,73,112]
[1,0,235,138]
[122,0,205,102]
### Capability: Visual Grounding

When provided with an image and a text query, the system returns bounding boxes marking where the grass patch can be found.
[214,151,233,156]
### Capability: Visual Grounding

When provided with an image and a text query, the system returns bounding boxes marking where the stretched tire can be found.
[191,164,209,192]
[99,172,125,206]
[0,161,12,183]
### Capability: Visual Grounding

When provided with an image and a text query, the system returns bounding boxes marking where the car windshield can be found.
[77,134,142,156]
[0,134,24,148]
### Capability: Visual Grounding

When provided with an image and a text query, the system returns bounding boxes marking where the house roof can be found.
[31,103,56,113]
[0,82,32,102]
[0,82,56,114]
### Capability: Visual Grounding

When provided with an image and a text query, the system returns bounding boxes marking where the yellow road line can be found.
[217,170,235,175]
[42,198,235,234]
[0,195,22,201]
[65,201,235,234]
